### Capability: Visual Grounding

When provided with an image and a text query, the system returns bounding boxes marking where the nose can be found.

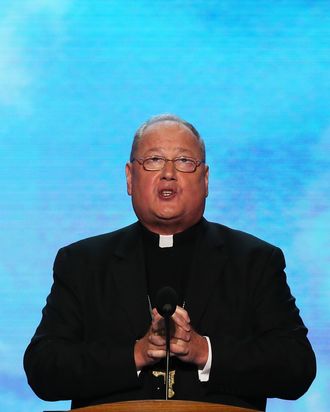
[160,159,177,180]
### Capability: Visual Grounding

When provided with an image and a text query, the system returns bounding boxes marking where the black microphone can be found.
[155,286,178,318]
[155,286,178,400]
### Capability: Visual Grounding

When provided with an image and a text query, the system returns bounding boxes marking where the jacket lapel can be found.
[185,220,228,328]
[110,223,151,338]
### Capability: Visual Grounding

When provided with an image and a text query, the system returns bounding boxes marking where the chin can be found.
[156,209,182,221]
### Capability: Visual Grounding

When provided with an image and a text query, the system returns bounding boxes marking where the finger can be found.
[170,341,189,356]
[151,324,165,335]
[147,349,167,359]
[171,312,191,331]
[149,333,166,346]
[152,308,163,321]
[171,328,191,342]
[154,306,190,323]
[175,306,190,322]
[151,317,165,333]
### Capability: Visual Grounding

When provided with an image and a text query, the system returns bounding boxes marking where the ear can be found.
[125,162,133,196]
[204,165,209,197]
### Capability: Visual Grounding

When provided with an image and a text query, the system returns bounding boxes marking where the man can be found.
[24,114,316,411]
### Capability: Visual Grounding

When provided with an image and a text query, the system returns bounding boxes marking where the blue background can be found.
[0,1,329,410]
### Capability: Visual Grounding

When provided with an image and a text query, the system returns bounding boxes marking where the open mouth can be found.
[159,189,176,199]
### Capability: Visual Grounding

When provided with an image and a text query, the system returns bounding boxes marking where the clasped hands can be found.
[134,306,208,370]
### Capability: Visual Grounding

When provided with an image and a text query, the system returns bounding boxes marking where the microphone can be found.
[155,286,178,400]
[155,286,178,318]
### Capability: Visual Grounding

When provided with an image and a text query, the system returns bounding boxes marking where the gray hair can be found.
[129,114,206,161]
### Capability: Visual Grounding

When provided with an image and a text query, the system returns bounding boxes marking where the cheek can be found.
[133,175,157,197]
[182,176,207,196]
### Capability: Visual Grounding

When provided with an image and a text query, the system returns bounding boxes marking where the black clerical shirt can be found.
[138,220,205,399]
[139,219,204,308]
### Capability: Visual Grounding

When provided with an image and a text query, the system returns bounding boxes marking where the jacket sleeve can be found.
[207,246,316,400]
[23,247,141,402]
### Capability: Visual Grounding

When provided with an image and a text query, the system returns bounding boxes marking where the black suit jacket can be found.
[24,219,316,411]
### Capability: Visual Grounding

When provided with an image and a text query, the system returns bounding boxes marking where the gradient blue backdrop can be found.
[0,1,329,411]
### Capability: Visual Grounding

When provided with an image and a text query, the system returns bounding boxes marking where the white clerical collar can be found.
[159,234,174,248]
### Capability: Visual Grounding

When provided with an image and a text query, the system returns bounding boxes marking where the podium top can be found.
[70,400,262,412]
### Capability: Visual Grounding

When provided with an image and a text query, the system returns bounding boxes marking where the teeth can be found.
[161,190,173,197]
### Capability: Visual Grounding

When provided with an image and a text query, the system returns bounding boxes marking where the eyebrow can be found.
[142,147,195,155]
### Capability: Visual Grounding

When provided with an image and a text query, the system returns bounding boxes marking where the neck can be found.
[139,216,203,235]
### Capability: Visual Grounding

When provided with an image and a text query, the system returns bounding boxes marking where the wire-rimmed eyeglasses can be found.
[131,156,205,173]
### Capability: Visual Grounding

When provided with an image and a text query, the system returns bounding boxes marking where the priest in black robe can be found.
[24,114,316,411]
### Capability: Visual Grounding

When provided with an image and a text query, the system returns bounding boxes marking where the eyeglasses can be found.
[132,156,204,173]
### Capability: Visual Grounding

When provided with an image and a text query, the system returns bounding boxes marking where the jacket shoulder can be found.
[56,222,139,262]
[205,220,285,273]
[206,220,279,254]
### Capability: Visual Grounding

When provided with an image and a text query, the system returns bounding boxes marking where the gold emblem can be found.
[152,370,176,398]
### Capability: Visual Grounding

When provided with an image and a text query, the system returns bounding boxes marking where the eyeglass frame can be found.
[131,156,205,173]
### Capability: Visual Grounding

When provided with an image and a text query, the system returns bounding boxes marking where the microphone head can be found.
[155,286,178,318]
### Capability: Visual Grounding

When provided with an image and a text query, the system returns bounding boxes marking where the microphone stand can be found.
[155,287,178,401]
[164,314,171,400]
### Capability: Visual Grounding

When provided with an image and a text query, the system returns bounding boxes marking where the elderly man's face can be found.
[126,121,209,234]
